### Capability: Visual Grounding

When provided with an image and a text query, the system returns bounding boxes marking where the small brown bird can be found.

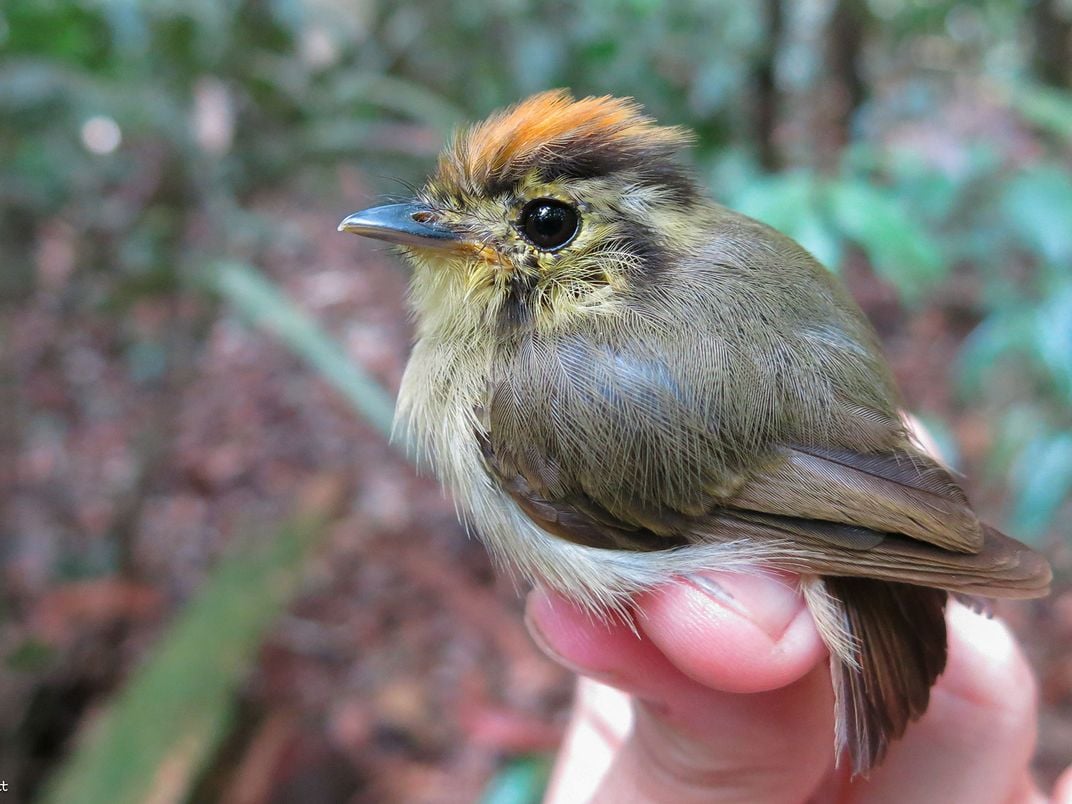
[339,91,1051,774]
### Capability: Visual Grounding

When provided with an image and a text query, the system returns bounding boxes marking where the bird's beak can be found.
[337,202,459,249]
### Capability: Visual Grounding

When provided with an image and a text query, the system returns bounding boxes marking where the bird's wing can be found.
[481,334,1049,598]
[730,444,981,552]
[481,429,1048,597]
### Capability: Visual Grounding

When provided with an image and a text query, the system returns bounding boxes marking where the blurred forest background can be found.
[2,0,1072,802]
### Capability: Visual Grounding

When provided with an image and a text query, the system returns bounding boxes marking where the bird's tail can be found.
[804,575,948,775]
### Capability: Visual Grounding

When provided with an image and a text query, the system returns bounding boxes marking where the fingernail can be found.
[683,571,802,640]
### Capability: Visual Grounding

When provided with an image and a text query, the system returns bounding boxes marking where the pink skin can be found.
[527,575,1072,804]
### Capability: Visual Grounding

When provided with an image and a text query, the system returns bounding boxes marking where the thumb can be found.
[526,573,834,804]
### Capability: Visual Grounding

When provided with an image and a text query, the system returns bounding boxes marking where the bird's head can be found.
[340,91,702,334]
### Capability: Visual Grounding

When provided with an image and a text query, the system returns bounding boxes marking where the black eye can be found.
[518,198,580,251]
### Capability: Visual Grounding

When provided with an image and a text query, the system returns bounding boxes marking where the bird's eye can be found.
[518,198,580,251]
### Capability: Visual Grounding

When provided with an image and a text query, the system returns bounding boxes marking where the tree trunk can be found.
[813,0,870,171]
[754,0,784,171]
[1032,0,1072,88]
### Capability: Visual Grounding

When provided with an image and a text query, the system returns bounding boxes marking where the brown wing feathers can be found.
[481,427,1049,598]
[731,446,983,553]
[709,513,1050,598]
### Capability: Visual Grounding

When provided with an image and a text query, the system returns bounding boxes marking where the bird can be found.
[338,90,1051,774]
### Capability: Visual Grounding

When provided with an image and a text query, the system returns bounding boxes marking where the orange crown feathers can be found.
[431,90,696,200]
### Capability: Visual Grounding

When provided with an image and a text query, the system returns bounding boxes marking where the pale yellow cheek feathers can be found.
[407,178,699,335]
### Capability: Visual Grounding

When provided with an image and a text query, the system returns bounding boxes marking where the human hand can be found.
[526,574,1072,803]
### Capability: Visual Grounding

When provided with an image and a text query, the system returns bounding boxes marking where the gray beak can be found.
[337,202,458,249]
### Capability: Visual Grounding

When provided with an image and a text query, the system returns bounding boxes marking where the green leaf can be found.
[885,151,962,224]
[826,180,946,303]
[1033,281,1072,401]
[732,171,814,230]
[480,756,552,804]
[1009,432,1072,540]
[1009,84,1072,145]
[957,310,1031,396]
[6,638,55,673]
[791,212,843,272]
[1001,168,1072,265]
[731,172,843,269]
[329,73,466,134]
[205,261,396,440]
[40,484,346,804]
